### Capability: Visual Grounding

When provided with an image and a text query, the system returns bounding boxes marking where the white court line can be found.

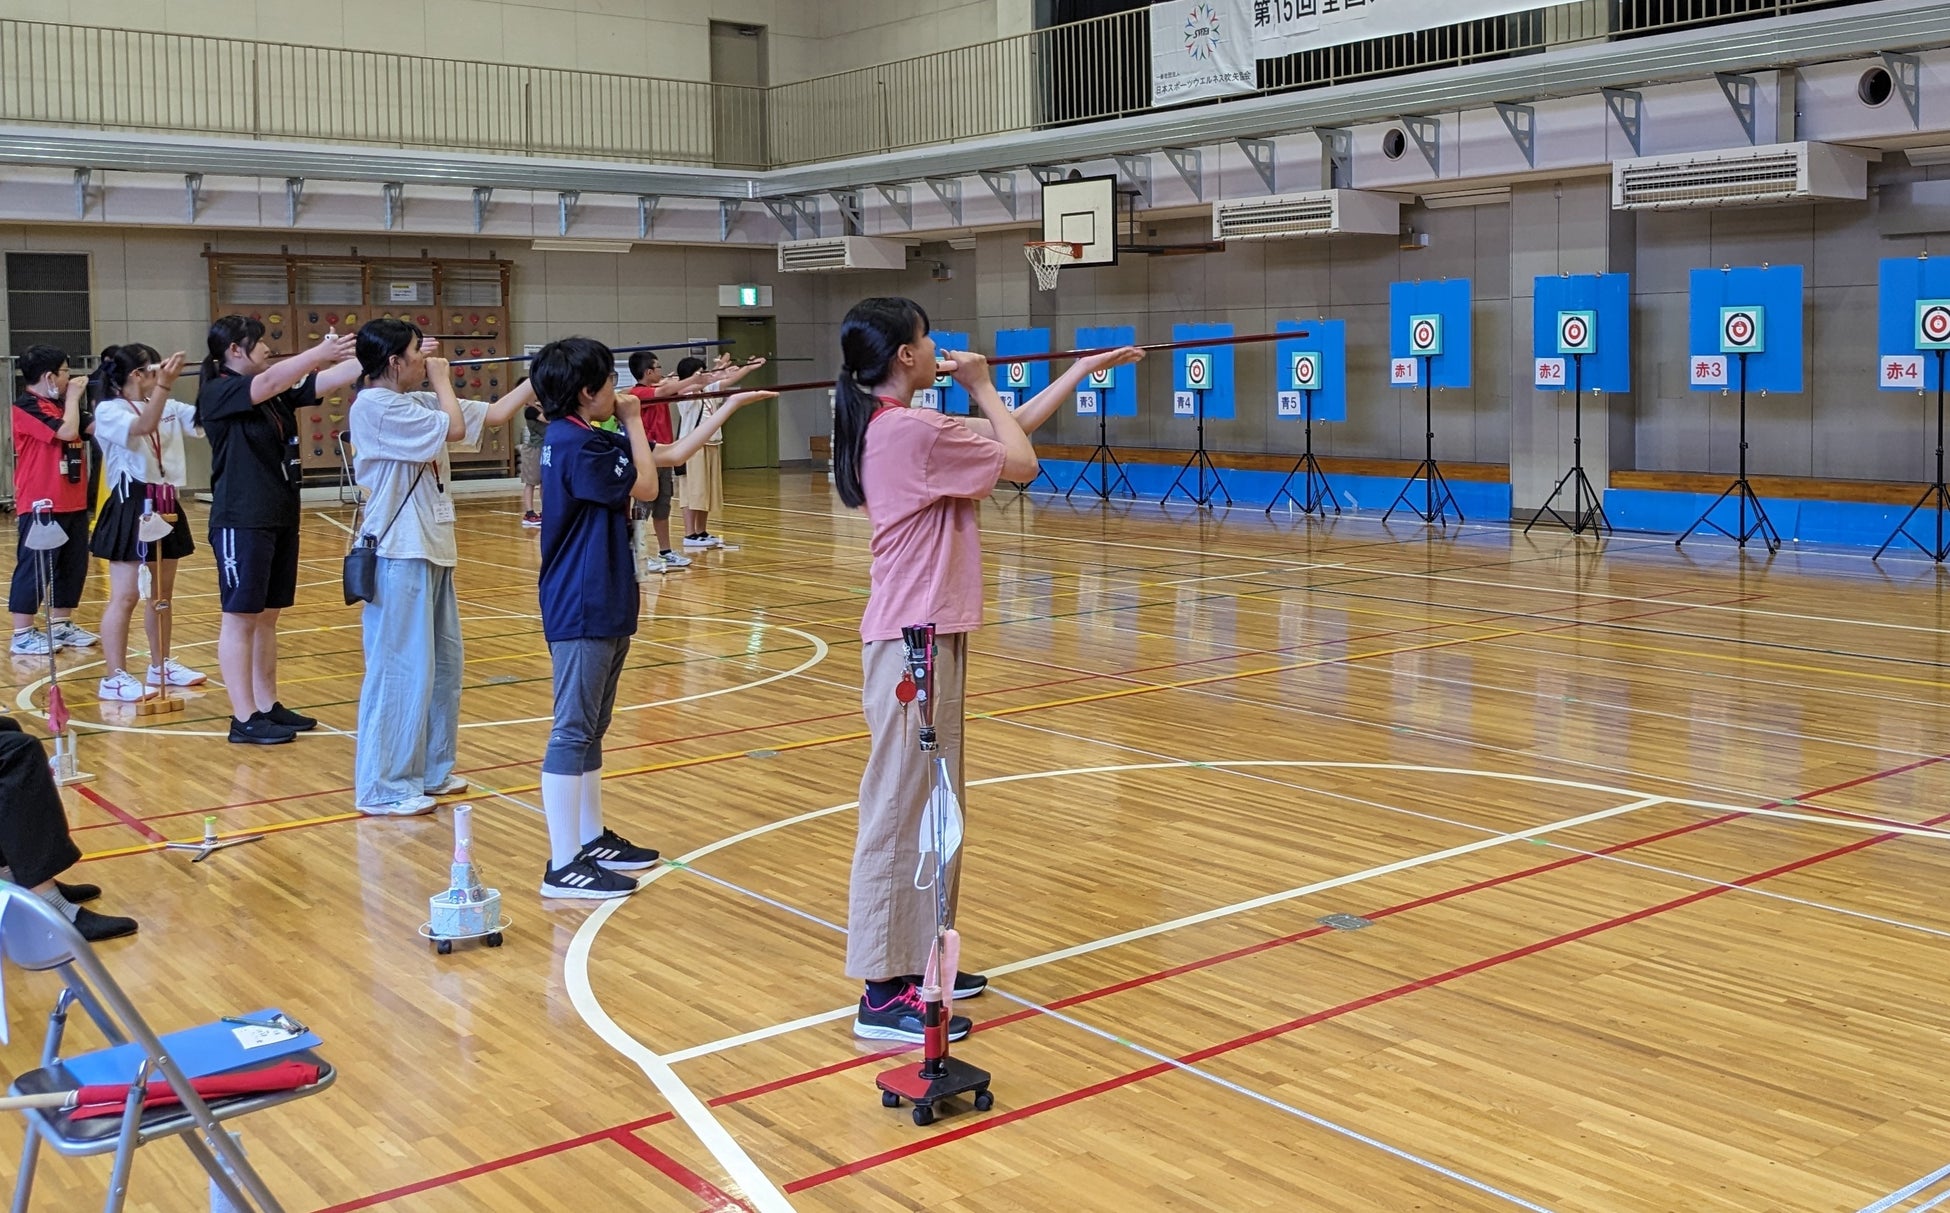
[654,787,1667,1065]
[1858,1161,1950,1213]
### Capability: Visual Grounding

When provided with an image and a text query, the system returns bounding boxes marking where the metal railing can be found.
[0,0,1878,173]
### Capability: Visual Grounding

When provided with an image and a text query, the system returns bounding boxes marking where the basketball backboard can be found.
[1041,175,1118,267]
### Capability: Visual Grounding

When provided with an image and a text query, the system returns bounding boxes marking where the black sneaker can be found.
[540,857,639,900]
[853,980,972,1044]
[73,906,137,942]
[265,701,317,732]
[228,713,296,745]
[579,829,659,872]
[56,880,100,904]
[904,970,988,1000]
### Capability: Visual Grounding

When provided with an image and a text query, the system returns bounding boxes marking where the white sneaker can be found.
[9,629,52,656]
[682,535,712,549]
[97,671,148,702]
[357,794,436,817]
[642,556,668,576]
[425,775,467,796]
[700,533,726,549]
[659,550,692,569]
[49,620,97,648]
[146,658,207,687]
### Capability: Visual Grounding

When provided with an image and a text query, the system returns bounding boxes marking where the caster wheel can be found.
[881,1091,900,1108]
[485,933,504,948]
[973,1090,994,1112]
[436,940,452,955]
[912,1105,934,1127]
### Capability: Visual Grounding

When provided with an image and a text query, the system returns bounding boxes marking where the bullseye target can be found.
[1918,300,1950,350]
[1556,310,1596,356]
[1719,306,1764,354]
[1089,367,1112,386]
[1408,314,1443,356]
[1006,362,1028,386]
[1291,352,1320,390]
[1184,353,1210,388]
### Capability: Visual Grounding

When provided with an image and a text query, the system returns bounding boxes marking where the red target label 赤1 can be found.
[1408,314,1442,356]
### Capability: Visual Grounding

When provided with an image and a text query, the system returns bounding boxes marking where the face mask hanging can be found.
[22,506,66,551]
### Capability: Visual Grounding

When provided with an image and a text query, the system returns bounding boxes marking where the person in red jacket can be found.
[9,345,97,657]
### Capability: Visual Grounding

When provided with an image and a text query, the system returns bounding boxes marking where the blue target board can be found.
[1388,279,1472,389]
[1531,273,1631,394]
[1074,325,1137,417]
[1877,257,1950,392]
[1686,266,1802,393]
[992,327,1051,408]
[1273,319,1346,423]
[926,329,970,413]
[1172,323,1234,420]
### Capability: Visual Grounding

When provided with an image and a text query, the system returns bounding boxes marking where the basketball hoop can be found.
[1024,241,1081,292]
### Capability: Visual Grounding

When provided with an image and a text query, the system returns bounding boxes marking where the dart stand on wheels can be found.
[876,622,993,1127]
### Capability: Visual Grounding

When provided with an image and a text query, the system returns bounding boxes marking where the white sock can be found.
[37,885,78,922]
[542,773,584,870]
[578,770,605,847]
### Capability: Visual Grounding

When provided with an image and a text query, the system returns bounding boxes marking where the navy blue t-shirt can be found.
[538,417,640,641]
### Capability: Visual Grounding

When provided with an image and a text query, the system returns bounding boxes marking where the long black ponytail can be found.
[202,315,263,381]
[833,297,929,509]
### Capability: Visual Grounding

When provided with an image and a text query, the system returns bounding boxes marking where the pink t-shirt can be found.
[857,407,1007,642]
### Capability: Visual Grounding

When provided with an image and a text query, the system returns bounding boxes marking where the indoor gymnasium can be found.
[5,0,1950,1209]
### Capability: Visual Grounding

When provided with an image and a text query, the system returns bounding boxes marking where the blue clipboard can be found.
[61,1009,322,1086]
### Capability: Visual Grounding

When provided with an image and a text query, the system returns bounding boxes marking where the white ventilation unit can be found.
[1612,141,1869,211]
[776,235,907,272]
[1211,189,1400,241]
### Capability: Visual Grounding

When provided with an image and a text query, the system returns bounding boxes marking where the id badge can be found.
[432,496,456,524]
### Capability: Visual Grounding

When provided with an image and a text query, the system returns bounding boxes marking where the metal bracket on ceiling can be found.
[980,170,1018,218]
[1883,51,1921,129]
[926,177,962,224]
[472,186,493,234]
[1164,147,1203,200]
[787,195,820,237]
[1113,153,1152,206]
[1028,164,1067,185]
[284,177,304,227]
[381,181,404,231]
[1494,102,1535,168]
[73,168,91,220]
[1402,115,1440,174]
[1601,88,1643,157]
[1717,72,1757,144]
[637,194,656,239]
[762,197,798,238]
[831,189,864,235]
[877,183,912,228]
[183,172,203,223]
[720,199,742,240]
[1317,128,1352,188]
[1236,137,1274,193]
[556,190,580,236]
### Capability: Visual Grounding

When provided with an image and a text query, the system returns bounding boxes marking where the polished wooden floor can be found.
[7,470,1950,1212]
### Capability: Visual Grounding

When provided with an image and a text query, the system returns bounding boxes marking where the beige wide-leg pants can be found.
[846,633,968,980]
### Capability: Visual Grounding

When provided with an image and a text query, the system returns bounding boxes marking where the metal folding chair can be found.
[0,883,335,1212]
[335,431,363,507]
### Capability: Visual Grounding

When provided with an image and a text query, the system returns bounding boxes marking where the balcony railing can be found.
[0,0,1876,173]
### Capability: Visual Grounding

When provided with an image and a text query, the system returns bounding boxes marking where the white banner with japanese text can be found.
[1244,0,1576,59]
[1150,0,1257,107]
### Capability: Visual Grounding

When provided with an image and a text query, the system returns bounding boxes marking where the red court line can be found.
[310,1112,674,1213]
[784,803,1950,1193]
[607,1127,757,1212]
[73,786,166,843]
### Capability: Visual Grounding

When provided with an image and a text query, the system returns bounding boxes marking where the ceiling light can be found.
[1420,187,1511,209]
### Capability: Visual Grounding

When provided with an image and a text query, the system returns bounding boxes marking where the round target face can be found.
[1560,315,1587,348]
[1411,319,1436,350]
[1293,355,1318,388]
[1923,303,1950,346]
[1007,363,1027,385]
[1724,311,1754,346]
[1089,368,1111,386]
[1186,357,1208,386]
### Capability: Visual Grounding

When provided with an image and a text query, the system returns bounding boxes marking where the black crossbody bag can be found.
[342,466,427,606]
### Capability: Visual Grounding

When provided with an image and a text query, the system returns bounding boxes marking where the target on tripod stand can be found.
[1291,352,1320,391]
[1918,300,1950,350]
[1718,306,1764,354]
[1556,310,1596,356]
[1408,314,1443,356]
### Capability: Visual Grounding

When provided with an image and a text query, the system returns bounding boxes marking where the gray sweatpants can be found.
[353,558,462,806]
[846,633,968,980]
[544,635,631,775]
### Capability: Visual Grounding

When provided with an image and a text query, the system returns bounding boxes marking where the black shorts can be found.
[9,511,90,616]
[651,467,673,522]
[211,525,299,615]
[91,482,195,564]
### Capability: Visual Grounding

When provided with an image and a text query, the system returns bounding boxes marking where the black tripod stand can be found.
[1676,352,1780,553]
[1065,395,1134,501]
[1383,358,1462,525]
[1266,389,1338,516]
[1524,354,1611,536]
[1875,347,1950,562]
[1163,388,1231,508]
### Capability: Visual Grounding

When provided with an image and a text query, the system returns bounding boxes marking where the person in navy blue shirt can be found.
[528,337,773,899]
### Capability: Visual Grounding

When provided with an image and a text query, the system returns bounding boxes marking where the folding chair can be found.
[0,883,335,1212]
[336,431,363,507]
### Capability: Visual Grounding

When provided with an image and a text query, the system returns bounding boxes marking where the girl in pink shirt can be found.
[831,296,1140,1043]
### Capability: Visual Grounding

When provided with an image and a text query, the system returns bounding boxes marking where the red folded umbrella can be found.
[67,1061,320,1120]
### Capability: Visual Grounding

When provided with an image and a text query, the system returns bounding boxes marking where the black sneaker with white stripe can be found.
[579,829,660,872]
[540,857,638,900]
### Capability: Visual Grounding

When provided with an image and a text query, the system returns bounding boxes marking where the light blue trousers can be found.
[354,558,462,806]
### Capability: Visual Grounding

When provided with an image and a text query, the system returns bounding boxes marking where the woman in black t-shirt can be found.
[195,316,359,746]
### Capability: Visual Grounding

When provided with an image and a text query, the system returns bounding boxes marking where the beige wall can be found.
[10,0,1028,84]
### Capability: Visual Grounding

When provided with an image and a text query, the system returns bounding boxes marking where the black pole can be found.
[1424,367,1435,520]
[1938,349,1945,557]
[1738,353,1748,543]
[1676,350,1779,552]
[1196,390,1207,504]
[1874,347,1950,562]
[1098,405,1111,499]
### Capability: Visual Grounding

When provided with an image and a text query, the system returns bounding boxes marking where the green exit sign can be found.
[739,285,759,307]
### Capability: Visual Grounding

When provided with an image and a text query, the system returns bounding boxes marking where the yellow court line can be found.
[84,812,364,862]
